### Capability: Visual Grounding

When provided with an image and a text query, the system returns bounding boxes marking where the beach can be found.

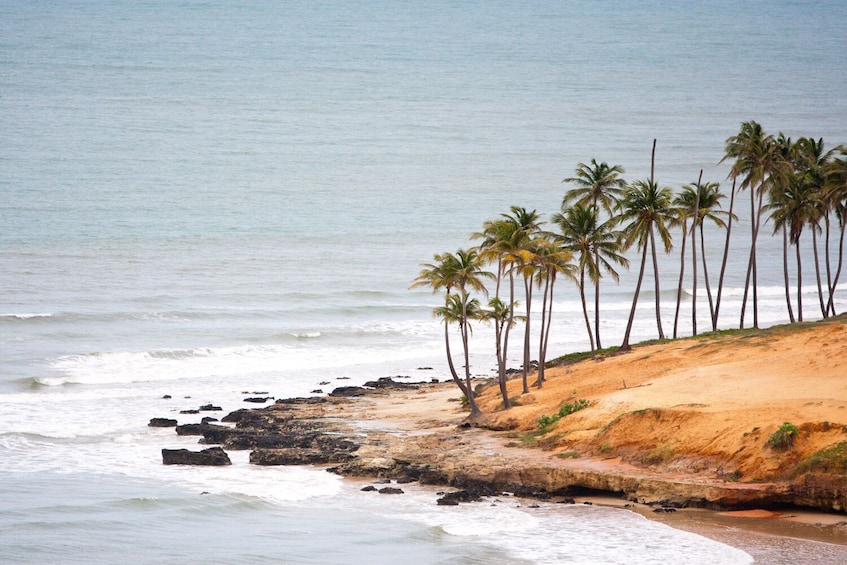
[208,318,847,562]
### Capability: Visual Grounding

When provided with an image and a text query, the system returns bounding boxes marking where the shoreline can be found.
[192,376,847,556]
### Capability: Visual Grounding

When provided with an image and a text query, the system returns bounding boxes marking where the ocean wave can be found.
[1,312,54,321]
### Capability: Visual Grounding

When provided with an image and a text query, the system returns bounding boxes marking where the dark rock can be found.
[363,377,418,390]
[436,490,482,505]
[378,487,404,495]
[162,447,231,466]
[274,396,327,406]
[329,386,367,397]
[201,417,218,424]
[180,409,200,414]
[175,423,209,436]
[310,389,323,394]
[244,397,273,403]
[162,395,172,399]
[557,497,576,504]
[396,476,417,484]
[583,501,593,505]
[653,507,677,513]
[249,448,355,466]
[361,485,377,492]
[319,381,330,386]
[148,418,178,427]
[199,404,222,411]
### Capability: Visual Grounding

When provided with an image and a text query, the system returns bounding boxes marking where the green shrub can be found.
[537,399,591,430]
[766,422,799,450]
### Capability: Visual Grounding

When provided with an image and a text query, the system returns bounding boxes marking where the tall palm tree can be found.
[794,137,836,317]
[562,159,626,348]
[692,180,731,330]
[766,176,820,322]
[618,178,675,350]
[500,206,544,394]
[824,148,847,315]
[412,249,492,419]
[533,237,574,388]
[721,121,785,329]
[472,218,522,409]
[671,179,699,338]
[552,202,627,356]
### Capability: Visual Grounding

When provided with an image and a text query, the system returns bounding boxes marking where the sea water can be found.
[2,1,846,563]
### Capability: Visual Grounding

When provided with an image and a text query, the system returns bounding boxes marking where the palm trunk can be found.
[795,237,804,323]
[782,226,796,323]
[741,187,764,329]
[621,241,649,351]
[826,210,846,316]
[700,223,716,327]
[691,171,702,336]
[593,248,602,349]
[521,274,533,393]
[823,215,835,316]
[650,225,665,340]
[443,321,469,398]
[503,269,517,398]
[579,268,596,357]
[672,222,688,339]
[812,229,827,318]
[536,276,549,388]
[714,178,737,329]
[494,259,510,409]
[460,296,482,418]
[541,273,557,376]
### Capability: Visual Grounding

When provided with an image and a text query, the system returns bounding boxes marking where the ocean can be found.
[2,1,846,563]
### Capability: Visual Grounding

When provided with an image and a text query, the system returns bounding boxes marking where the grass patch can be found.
[537,399,591,431]
[797,441,847,475]
[557,451,580,459]
[766,422,799,450]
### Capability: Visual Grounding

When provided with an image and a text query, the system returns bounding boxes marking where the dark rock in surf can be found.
[436,490,482,506]
[162,447,231,466]
[329,386,367,397]
[378,487,404,495]
[199,404,222,411]
[148,418,178,427]
[244,396,273,403]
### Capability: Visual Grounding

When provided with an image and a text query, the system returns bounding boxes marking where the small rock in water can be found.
[161,394,172,399]
[201,416,218,424]
[199,404,222,411]
[148,418,178,427]
[310,389,323,394]
[179,409,199,414]
[361,486,377,492]
[378,487,404,495]
[243,396,273,403]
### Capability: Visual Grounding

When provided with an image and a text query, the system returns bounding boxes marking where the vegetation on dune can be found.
[413,121,847,416]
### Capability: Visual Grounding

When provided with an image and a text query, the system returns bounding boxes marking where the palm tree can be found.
[618,178,675,350]
[824,148,847,315]
[692,180,731,330]
[766,175,820,322]
[562,159,626,348]
[533,237,574,388]
[794,137,836,318]
[552,202,627,356]
[412,249,493,419]
[721,121,785,329]
[671,179,698,338]
[500,207,544,394]
[472,218,521,409]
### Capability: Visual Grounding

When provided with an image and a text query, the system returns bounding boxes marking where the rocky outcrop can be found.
[162,447,231,466]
